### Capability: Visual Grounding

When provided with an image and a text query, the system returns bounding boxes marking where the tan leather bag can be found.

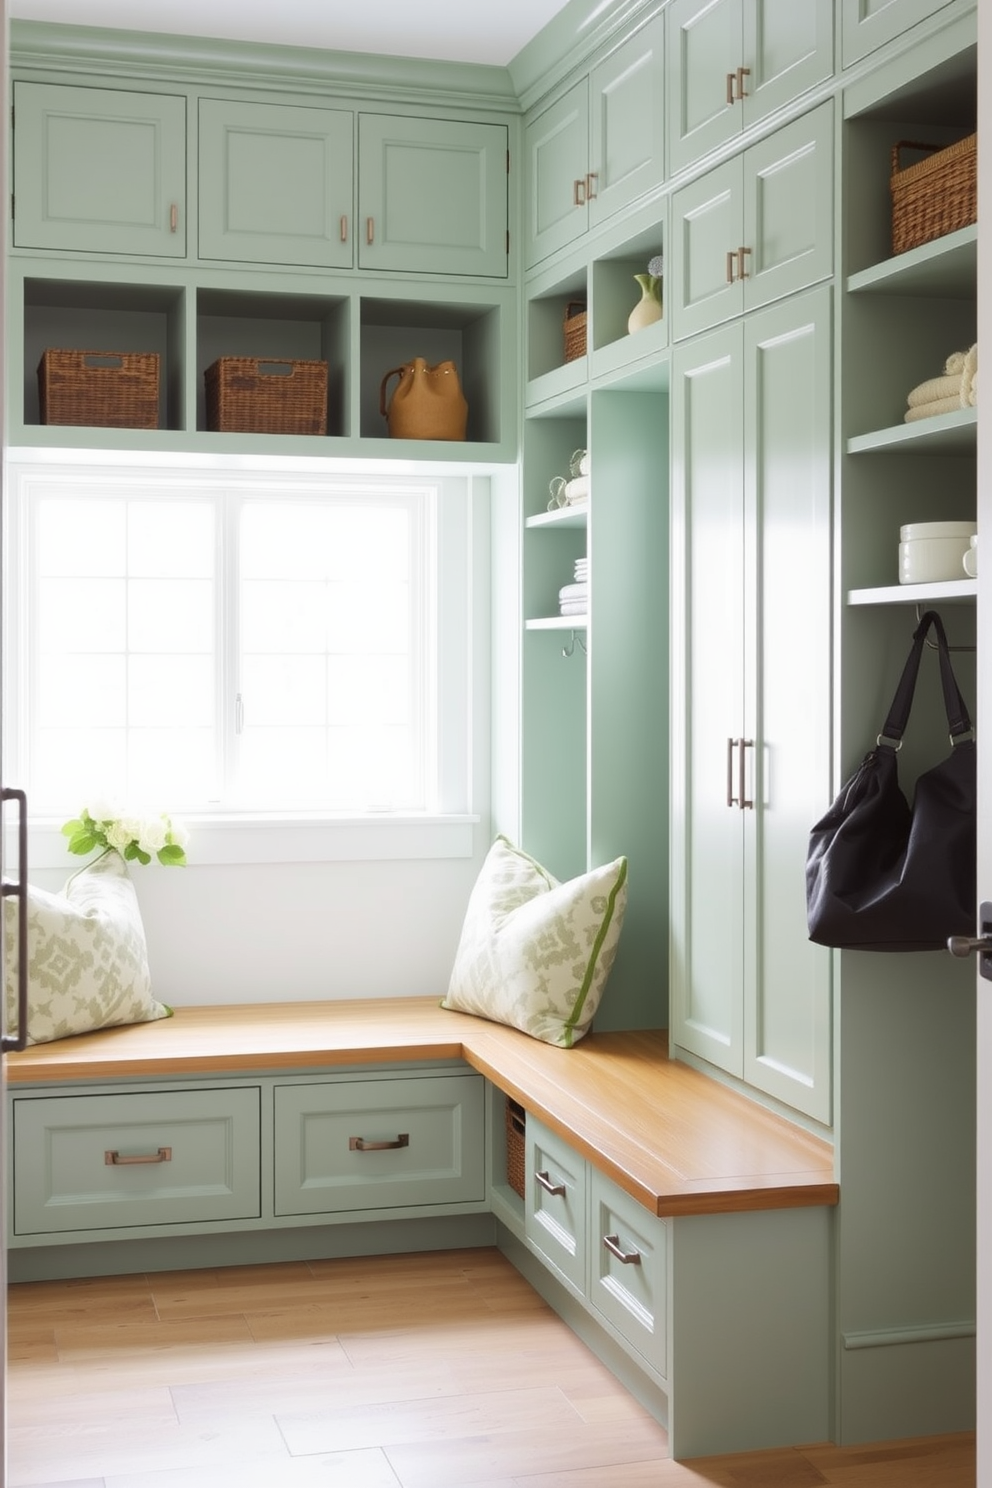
[379,358,468,441]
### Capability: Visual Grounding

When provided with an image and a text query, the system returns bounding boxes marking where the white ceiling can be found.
[7,0,576,66]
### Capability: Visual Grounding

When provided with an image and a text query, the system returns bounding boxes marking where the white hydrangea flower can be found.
[137,817,168,854]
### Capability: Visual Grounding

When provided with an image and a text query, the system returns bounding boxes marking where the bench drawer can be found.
[525,1115,587,1294]
[273,1072,485,1216]
[12,1087,261,1235]
[589,1169,668,1377]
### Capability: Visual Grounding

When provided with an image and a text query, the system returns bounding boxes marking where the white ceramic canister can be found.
[899,520,977,584]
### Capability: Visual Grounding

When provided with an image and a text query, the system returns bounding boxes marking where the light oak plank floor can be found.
[6,1248,976,1487]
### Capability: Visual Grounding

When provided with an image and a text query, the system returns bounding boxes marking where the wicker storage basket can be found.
[38,349,160,429]
[563,301,587,363]
[890,134,977,256]
[505,1098,526,1200]
[205,357,328,435]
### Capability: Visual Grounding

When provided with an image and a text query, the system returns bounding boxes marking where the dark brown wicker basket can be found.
[890,134,977,256]
[563,301,587,363]
[505,1098,526,1199]
[205,357,328,435]
[38,349,160,429]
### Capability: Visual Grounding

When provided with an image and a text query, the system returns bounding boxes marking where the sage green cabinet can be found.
[841,0,954,67]
[273,1071,486,1216]
[525,13,666,267]
[670,101,833,341]
[12,81,187,257]
[357,114,509,278]
[669,285,833,1123]
[667,0,833,176]
[525,1110,588,1296]
[198,98,353,269]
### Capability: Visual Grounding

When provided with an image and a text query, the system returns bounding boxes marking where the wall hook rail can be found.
[914,604,976,653]
[562,630,588,658]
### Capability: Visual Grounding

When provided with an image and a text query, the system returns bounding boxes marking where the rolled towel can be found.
[564,475,589,504]
[904,393,966,422]
[907,372,962,408]
[962,343,978,407]
[945,350,970,375]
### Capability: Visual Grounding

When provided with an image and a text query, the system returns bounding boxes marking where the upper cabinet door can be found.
[668,0,833,176]
[841,0,954,68]
[668,0,742,178]
[198,99,353,269]
[588,13,666,229]
[12,81,187,257]
[358,115,509,278]
[524,80,590,266]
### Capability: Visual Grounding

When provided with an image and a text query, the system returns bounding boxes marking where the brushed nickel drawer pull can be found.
[736,66,751,99]
[726,250,737,284]
[169,203,178,233]
[739,737,754,810]
[349,1133,410,1152]
[727,736,739,807]
[585,171,598,200]
[573,178,586,207]
[726,71,736,105]
[366,217,374,245]
[737,245,752,279]
[536,1169,566,1196]
[604,1233,642,1265]
[340,215,348,242]
[105,1147,172,1166]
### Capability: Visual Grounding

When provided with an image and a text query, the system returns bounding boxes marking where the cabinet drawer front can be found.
[13,82,187,257]
[589,1171,669,1378]
[274,1073,485,1216]
[12,1088,260,1235]
[525,1117,586,1292]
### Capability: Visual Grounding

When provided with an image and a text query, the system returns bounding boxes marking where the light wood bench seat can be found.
[5,997,838,1219]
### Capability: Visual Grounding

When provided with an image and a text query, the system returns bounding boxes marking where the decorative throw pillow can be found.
[442,835,628,1048]
[3,848,171,1045]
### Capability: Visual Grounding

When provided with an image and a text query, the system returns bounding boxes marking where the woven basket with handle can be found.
[890,134,977,256]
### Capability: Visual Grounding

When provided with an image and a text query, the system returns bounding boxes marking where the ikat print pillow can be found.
[3,848,172,1045]
[442,835,628,1048]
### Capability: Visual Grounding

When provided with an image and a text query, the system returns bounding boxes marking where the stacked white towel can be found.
[904,345,978,422]
[560,557,589,616]
[564,474,589,505]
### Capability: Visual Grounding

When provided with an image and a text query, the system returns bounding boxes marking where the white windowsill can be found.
[12,814,479,871]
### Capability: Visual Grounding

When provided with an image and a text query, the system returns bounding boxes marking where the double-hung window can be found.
[5,461,479,850]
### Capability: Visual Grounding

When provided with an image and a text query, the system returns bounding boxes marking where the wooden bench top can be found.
[5,998,838,1220]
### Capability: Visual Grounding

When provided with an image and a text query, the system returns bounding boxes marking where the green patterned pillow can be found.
[442,836,628,1047]
[4,849,171,1045]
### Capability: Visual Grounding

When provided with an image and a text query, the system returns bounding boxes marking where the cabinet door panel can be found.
[744,0,833,127]
[743,103,833,313]
[525,81,589,266]
[670,323,746,1075]
[13,82,186,257]
[668,0,742,177]
[198,99,353,268]
[589,14,665,228]
[842,0,954,67]
[359,115,508,278]
[743,289,833,1123]
[671,157,744,340]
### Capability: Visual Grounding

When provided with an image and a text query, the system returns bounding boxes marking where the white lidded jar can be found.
[899,520,976,584]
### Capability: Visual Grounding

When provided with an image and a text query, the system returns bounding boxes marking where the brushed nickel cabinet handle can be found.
[739,737,754,811]
[366,217,374,245]
[585,172,598,200]
[726,250,737,284]
[727,737,739,807]
[105,1147,172,1165]
[349,1133,410,1152]
[573,178,586,206]
[737,245,752,279]
[726,71,736,105]
[340,215,348,242]
[736,66,751,98]
[536,1169,567,1196]
[169,203,178,233]
[604,1233,641,1265]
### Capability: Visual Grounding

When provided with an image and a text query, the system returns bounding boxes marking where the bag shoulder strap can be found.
[879,609,973,747]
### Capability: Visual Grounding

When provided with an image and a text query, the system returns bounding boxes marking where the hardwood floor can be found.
[6,1247,976,1487]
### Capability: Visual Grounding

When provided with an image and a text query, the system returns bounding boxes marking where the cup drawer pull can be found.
[603,1233,641,1265]
[535,1169,567,1197]
[105,1147,172,1166]
[349,1133,410,1152]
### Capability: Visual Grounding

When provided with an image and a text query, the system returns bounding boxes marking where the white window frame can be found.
[3,453,489,866]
